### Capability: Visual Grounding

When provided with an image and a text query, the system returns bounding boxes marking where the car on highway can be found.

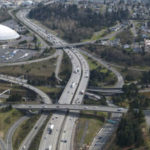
[42,105,47,108]
[98,136,102,140]
[84,106,88,110]
[61,139,67,143]
[117,108,124,111]
[80,90,84,95]
[56,105,59,108]
[23,145,26,150]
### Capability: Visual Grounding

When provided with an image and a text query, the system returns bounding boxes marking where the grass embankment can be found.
[0,108,23,139]
[84,55,117,87]
[82,29,108,42]
[28,115,50,150]
[74,111,107,149]
[37,86,63,103]
[13,115,39,150]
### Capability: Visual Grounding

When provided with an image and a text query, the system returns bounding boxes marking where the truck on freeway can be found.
[47,124,54,134]
[80,90,84,95]
[45,145,52,150]
[71,82,76,88]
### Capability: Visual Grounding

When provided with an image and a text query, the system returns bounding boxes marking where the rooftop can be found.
[0,24,20,41]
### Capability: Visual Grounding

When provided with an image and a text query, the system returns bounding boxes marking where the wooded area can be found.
[83,44,150,66]
[29,3,129,42]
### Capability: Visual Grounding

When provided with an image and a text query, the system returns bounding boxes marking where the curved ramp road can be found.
[0,137,6,150]
[0,74,51,104]
[55,50,63,82]
[19,114,48,150]
[6,116,29,150]
[79,49,124,88]
[14,7,126,150]
[82,51,124,150]
[0,51,58,67]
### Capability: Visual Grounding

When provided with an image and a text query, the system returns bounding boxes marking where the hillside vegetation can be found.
[29,3,129,42]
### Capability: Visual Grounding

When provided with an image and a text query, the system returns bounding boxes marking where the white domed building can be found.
[0,24,20,41]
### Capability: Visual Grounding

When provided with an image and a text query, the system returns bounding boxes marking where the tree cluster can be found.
[116,29,134,44]
[117,109,145,147]
[83,44,150,66]
[141,71,150,84]
[6,94,22,102]
[89,66,116,86]
[112,83,150,108]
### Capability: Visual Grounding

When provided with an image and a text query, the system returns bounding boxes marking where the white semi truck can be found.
[71,82,76,88]
[47,124,54,134]
[45,145,52,150]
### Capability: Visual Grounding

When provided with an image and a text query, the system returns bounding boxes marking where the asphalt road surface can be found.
[16,9,90,150]
[13,104,127,113]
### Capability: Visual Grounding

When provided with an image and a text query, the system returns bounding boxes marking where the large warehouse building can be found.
[0,24,20,41]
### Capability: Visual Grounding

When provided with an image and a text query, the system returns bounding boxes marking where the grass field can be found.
[74,111,107,149]
[84,55,99,70]
[0,108,23,139]
[0,58,56,78]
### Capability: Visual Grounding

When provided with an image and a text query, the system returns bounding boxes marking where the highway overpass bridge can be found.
[52,41,95,49]
[12,104,128,113]
[87,88,123,95]
[57,85,123,95]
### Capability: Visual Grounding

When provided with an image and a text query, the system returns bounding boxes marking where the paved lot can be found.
[0,48,36,63]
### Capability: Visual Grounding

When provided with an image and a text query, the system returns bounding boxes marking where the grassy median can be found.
[83,55,117,87]
[13,115,39,150]
[74,111,107,149]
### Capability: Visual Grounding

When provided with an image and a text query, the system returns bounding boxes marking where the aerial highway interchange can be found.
[0,1,143,150]
[0,7,125,150]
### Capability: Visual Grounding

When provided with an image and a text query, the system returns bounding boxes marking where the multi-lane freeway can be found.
[15,8,90,150]
[13,104,127,113]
